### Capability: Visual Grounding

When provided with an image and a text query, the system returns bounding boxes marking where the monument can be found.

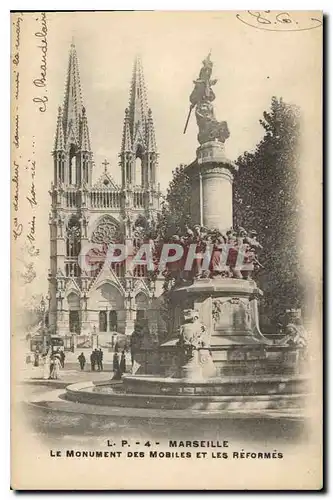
[159,53,275,378]
[66,54,307,412]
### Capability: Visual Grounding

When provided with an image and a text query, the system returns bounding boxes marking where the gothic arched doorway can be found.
[99,311,107,332]
[135,291,149,329]
[65,217,81,277]
[67,292,81,334]
[109,310,118,331]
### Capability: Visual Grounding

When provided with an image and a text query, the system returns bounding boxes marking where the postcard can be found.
[11,11,323,490]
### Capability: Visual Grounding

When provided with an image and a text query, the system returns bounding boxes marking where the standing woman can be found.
[113,348,121,380]
[49,354,55,379]
[42,350,51,380]
[52,354,61,380]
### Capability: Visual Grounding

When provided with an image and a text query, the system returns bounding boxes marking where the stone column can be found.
[196,141,238,233]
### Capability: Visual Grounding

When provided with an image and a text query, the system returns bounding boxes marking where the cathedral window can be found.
[69,311,80,333]
[136,308,146,322]
[126,161,131,184]
[112,262,125,277]
[134,264,147,277]
[135,292,148,329]
[61,160,65,183]
[135,156,143,186]
[109,311,118,332]
[99,311,107,332]
[69,145,77,185]
[91,216,119,245]
[66,217,81,258]
[68,292,81,333]
[150,161,154,184]
[90,217,122,277]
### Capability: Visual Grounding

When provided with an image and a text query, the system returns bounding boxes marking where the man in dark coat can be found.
[59,349,65,369]
[78,352,86,371]
[98,348,104,371]
[90,351,96,371]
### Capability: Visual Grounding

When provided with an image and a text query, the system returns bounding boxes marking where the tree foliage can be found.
[155,164,192,240]
[234,96,304,325]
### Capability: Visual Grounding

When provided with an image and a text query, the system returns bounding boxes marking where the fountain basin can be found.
[65,373,308,413]
[122,374,307,396]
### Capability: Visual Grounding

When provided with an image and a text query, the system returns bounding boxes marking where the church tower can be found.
[49,41,93,335]
[119,55,160,238]
[48,44,161,340]
[54,42,93,189]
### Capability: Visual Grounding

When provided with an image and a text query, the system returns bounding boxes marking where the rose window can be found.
[91,216,119,244]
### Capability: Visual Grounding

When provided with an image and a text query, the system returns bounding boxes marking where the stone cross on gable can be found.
[102,159,110,173]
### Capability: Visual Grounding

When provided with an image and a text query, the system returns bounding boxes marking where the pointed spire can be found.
[62,41,84,145]
[121,108,132,152]
[80,106,91,151]
[120,56,158,189]
[128,55,149,147]
[146,108,157,152]
[54,106,65,151]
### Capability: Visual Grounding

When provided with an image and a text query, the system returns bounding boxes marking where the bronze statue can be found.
[184,53,230,145]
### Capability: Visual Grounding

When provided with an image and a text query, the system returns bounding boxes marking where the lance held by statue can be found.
[184,53,230,145]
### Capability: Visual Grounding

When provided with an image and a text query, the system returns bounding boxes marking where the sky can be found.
[44,11,320,187]
[12,11,322,299]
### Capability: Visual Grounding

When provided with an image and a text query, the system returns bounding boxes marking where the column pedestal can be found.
[186,141,238,233]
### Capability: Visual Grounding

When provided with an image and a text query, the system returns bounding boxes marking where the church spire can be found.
[146,108,157,153]
[52,42,93,187]
[80,106,91,151]
[121,108,132,152]
[120,56,157,155]
[128,55,149,146]
[62,41,84,146]
[54,106,65,151]
[120,56,158,190]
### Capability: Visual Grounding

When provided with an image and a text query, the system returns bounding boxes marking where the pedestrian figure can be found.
[98,348,104,371]
[34,349,40,367]
[90,350,96,371]
[113,349,121,379]
[49,356,54,379]
[42,352,50,380]
[120,350,126,376]
[50,354,61,379]
[78,352,86,371]
[94,348,101,371]
[59,349,65,369]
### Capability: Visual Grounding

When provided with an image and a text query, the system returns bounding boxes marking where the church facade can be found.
[48,43,163,343]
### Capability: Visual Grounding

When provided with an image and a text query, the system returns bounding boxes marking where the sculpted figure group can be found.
[160,224,264,290]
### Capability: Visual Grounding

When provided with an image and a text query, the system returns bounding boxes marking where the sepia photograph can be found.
[11,10,323,490]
